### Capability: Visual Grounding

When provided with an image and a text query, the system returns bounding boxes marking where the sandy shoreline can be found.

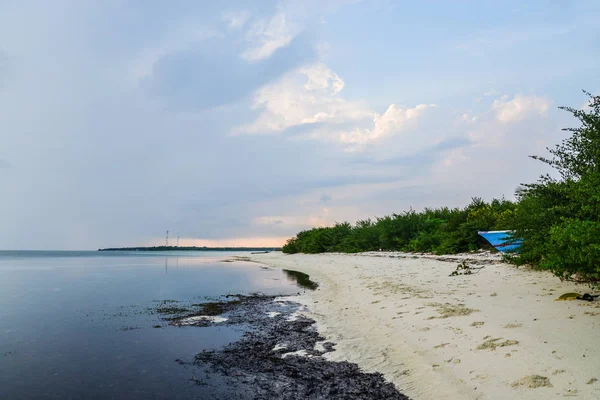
[249,252,600,399]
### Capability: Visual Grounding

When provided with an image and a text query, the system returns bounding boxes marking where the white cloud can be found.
[462,93,553,149]
[492,94,550,123]
[239,1,361,62]
[302,63,344,93]
[234,63,433,150]
[242,13,297,61]
[223,11,251,30]
[233,63,370,135]
[339,103,435,146]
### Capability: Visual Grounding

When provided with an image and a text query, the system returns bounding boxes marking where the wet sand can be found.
[248,252,600,400]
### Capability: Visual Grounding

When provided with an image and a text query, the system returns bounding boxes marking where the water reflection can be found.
[282,270,319,290]
[164,257,181,273]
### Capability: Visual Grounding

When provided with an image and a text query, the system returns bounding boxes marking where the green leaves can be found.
[542,219,600,280]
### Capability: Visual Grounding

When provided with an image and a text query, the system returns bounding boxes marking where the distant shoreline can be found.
[97,246,281,252]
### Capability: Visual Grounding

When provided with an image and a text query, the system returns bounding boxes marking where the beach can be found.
[249,251,600,399]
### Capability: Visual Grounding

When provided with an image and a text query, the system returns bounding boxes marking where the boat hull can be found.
[478,230,522,253]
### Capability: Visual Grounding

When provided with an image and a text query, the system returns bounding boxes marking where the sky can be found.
[1,0,599,250]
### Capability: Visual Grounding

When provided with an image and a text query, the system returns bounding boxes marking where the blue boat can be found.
[478,230,522,253]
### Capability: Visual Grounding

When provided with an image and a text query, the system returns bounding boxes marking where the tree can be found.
[514,91,600,281]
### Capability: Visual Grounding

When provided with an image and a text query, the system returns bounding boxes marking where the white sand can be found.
[250,252,600,399]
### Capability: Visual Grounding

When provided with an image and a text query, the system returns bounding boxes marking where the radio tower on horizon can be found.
[165,230,169,247]
[177,236,180,247]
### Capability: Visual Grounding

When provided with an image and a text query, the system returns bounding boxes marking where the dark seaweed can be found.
[178,295,409,399]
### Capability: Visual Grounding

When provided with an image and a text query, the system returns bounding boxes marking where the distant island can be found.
[98,246,281,252]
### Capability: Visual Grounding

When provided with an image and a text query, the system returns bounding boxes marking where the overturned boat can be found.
[478,230,522,253]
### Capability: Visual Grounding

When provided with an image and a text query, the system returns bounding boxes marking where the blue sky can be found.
[0,0,599,249]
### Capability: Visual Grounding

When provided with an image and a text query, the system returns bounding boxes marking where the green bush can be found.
[513,92,600,281]
[542,219,600,280]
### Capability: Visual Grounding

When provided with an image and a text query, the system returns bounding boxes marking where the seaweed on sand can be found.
[192,297,409,399]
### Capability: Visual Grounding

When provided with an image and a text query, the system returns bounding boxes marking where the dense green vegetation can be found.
[283,92,600,282]
[282,197,517,255]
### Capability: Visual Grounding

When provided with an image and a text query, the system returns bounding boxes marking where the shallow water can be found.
[0,251,307,400]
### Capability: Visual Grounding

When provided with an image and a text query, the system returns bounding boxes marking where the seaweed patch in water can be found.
[119,325,141,331]
[162,294,280,327]
[189,299,242,316]
[155,306,191,315]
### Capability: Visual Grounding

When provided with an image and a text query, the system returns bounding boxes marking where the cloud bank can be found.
[0,0,592,249]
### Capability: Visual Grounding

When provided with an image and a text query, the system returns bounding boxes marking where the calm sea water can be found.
[0,251,305,400]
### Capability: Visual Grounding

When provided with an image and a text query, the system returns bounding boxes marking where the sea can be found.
[0,250,307,400]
